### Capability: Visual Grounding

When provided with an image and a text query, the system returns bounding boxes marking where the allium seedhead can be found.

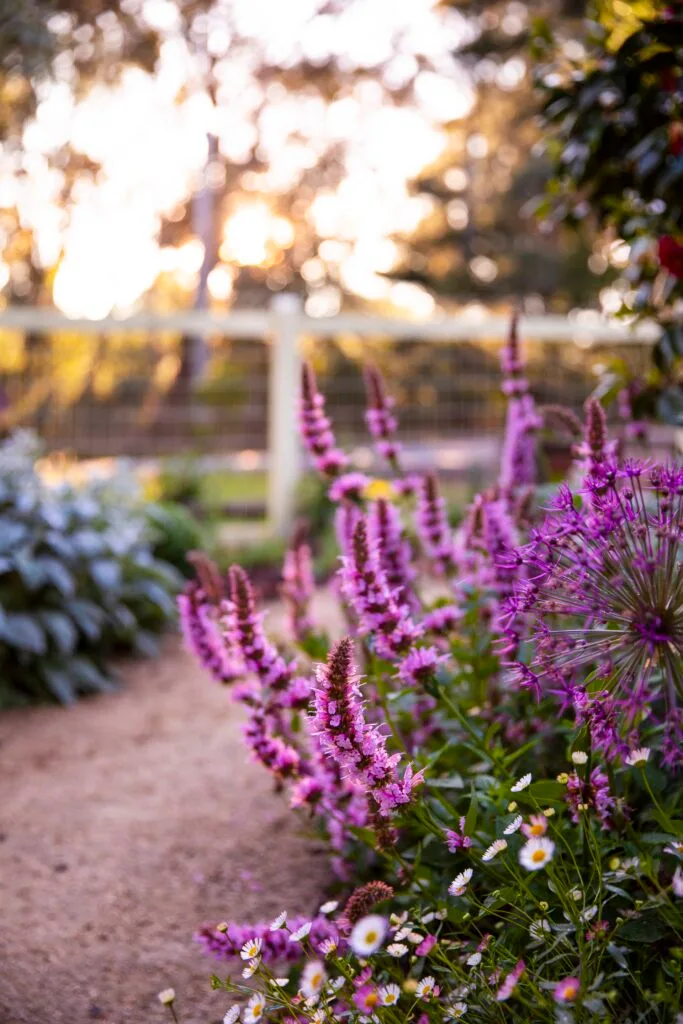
[341,881,394,927]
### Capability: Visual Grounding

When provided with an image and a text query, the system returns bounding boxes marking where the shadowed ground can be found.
[0,635,330,1024]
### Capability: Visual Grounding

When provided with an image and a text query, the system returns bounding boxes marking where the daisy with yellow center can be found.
[522,813,548,839]
[240,938,262,961]
[300,960,326,1001]
[379,983,401,1006]
[482,838,507,862]
[349,914,387,956]
[519,837,556,871]
[244,994,265,1024]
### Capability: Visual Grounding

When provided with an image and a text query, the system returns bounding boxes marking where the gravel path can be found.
[0,636,329,1024]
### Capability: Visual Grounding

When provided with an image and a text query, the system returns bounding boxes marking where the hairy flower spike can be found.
[281,521,315,641]
[340,881,394,927]
[178,582,241,684]
[364,365,401,466]
[416,472,455,574]
[311,638,422,816]
[299,362,348,477]
[369,498,417,610]
[341,517,423,660]
[499,312,540,494]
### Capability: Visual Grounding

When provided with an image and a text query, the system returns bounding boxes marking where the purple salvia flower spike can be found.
[415,471,456,575]
[299,362,348,478]
[311,638,422,817]
[364,364,401,468]
[499,312,540,495]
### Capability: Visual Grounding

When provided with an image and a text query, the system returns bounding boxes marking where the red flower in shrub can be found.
[658,236,683,278]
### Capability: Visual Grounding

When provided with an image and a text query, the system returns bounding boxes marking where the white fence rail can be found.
[0,299,659,535]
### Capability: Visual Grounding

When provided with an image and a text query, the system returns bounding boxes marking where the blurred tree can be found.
[535,0,683,421]
[388,0,607,310]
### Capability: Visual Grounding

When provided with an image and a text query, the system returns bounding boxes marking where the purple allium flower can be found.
[499,313,540,494]
[196,915,342,963]
[341,517,423,660]
[369,498,417,610]
[397,646,446,687]
[566,766,614,829]
[415,472,455,575]
[444,816,473,852]
[178,582,241,683]
[505,462,683,727]
[364,364,401,466]
[571,687,629,761]
[299,362,348,477]
[311,638,422,817]
[281,523,315,641]
[329,472,371,503]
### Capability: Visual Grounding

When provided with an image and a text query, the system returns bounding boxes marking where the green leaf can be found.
[41,666,76,705]
[0,613,46,654]
[68,599,104,641]
[527,780,566,803]
[38,557,75,597]
[90,559,121,590]
[619,914,670,943]
[69,657,114,693]
[39,610,78,655]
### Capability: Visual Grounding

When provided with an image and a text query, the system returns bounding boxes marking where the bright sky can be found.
[4,0,479,318]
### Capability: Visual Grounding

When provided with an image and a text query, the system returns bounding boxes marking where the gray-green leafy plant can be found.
[0,432,182,707]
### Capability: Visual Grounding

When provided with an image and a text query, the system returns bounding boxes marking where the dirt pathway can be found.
[0,637,329,1024]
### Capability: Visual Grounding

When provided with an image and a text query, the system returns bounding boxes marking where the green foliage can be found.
[146,501,205,578]
[536,2,683,419]
[0,433,181,707]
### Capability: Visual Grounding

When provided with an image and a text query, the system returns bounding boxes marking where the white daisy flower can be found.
[242,959,260,978]
[665,841,683,857]
[349,914,387,956]
[466,951,482,967]
[269,911,287,930]
[420,911,437,924]
[511,773,532,792]
[379,983,401,1006]
[309,1011,326,1024]
[300,960,326,1000]
[580,905,598,923]
[393,926,412,941]
[529,919,551,941]
[407,931,424,944]
[329,976,345,992]
[290,922,312,942]
[519,837,555,871]
[503,815,523,835]
[446,1001,468,1019]
[223,1007,240,1024]
[272,978,289,988]
[416,976,437,999]
[157,989,175,1005]
[243,994,265,1024]
[319,900,339,914]
[482,839,508,862]
[389,911,409,928]
[571,751,588,765]
[387,942,409,957]
[240,937,262,961]
[449,868,473,897]
[626,747,651,767]
[319,938,338,957]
